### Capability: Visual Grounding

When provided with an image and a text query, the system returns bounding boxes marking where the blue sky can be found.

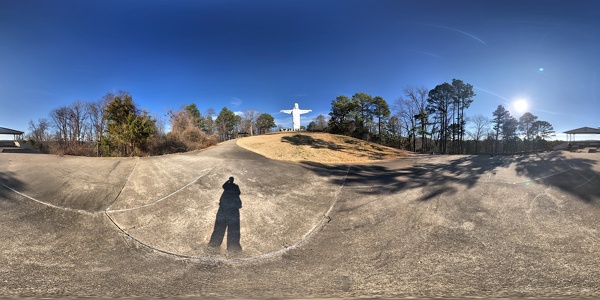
[1,0,599,140]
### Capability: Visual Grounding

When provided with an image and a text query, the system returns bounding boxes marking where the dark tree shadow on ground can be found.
[282,134,408,161]
[1,171,88,234]
[281,134,342,150]
[301,158,490,203]
[0,149,40,154]
[0,171,25,201]
[208,177,243,252]
[513,151,599,202]
[301,151,599,203]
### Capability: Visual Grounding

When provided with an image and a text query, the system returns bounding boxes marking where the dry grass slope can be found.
[237,132,412,164]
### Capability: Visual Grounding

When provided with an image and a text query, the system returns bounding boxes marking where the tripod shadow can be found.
[208,177,242,252]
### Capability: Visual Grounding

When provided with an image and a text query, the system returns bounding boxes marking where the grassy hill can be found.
[237,132,412,164]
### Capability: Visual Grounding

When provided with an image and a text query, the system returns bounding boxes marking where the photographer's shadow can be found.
[208,177,242,252]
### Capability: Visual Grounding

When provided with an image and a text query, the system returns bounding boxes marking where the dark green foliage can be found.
[256,113,276,134]
[30,93,222,157]
[427,83,454,153]
[103,91,156,156]
[487,107,556,154]
[531,120,555,150]
[423,80,475,154]
[532,120,554,138]
[373,96,391,142]
[327,93,390,143]
[492,105,510,153]
[518,112,538,151]
[215,107,237,141]
[185,103,202,128]
[451,79,475,154]
[184,103,215,134]
[351,92,375,140]
[328,95,358,135]
[185,103,201,120]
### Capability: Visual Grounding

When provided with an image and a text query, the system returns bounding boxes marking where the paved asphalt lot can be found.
[1,140,599,298]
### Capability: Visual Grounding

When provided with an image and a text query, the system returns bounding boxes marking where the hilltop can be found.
[236,132,412,164]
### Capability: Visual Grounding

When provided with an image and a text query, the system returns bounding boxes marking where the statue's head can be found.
[294,103,299,109]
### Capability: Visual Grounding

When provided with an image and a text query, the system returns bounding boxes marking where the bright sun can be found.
[514,99,529,113]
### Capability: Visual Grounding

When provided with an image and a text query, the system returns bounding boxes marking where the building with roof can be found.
[553,126,600,151]
[0,126,24,140]
[564,126,600,142]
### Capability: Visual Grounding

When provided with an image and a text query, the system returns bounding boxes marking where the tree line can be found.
[26,82,557,157]
[27,91,278,156]
[326,79,556,154]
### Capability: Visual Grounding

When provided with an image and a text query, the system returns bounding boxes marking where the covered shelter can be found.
[0,126,24,140]
[560,127,600,151]
[564,126,600,142]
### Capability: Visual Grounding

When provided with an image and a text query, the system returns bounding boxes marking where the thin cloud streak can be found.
[533,108,559,115]
[405,49,441,58]
[231,97,242,107]
[428,24,486,45]
[474,87,509,102]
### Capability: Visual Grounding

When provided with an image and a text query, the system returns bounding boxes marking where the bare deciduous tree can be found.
[87,97,108,156]
[28,118,51,152]
[395,97,417,152]
[50,106,70,147]
[241,109,259,135]
[67,100,88,145]
[467,114,491,154]
[404,85,429,152]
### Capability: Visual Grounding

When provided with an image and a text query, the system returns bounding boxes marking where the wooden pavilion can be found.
[0,126,24,140]
[564,126,600,142]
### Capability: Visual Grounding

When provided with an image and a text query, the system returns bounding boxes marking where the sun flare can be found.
[513,99,529,114]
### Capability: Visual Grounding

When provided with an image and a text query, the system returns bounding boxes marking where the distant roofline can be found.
[563,126,600,134]
[0,126,24,135]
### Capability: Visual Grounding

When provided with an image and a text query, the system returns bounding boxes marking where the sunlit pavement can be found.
[1,141,599,298]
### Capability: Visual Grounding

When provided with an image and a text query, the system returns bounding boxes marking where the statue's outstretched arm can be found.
[280,110,293,114]
[298,109,312,114]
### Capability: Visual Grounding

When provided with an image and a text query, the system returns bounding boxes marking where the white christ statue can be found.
[280,103,312,130]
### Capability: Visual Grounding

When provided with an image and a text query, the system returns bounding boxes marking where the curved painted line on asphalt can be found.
[0,183,96,216]
[0,157,140,215]
[1,144,353,262]
[106,157,139,211]
[0,166,214,216]
[106,167,214,213]
[104,166,352,263]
